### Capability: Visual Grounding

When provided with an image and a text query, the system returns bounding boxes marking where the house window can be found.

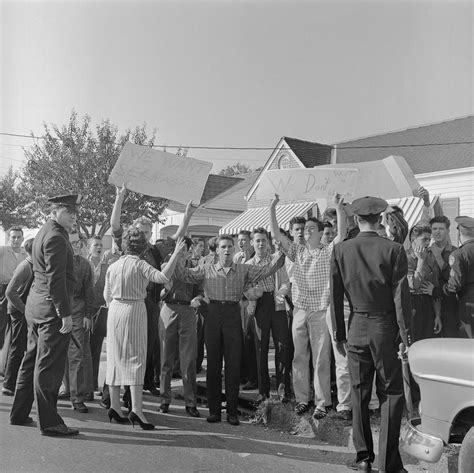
[278,153,291,169]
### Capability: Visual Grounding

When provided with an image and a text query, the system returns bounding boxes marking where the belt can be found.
[113,298,140,303]
[165,300,190,306]
[209,300,239,306]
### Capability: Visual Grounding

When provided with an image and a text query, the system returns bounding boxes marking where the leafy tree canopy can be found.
[218,162,263,177]
[20,110,167,237]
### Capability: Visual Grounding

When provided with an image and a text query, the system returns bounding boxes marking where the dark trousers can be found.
[89,331,104,391]
[196,306,206,372]
[441,295,460,338]
[284,310,294,394]
[252,292,290,397]
[347,312,404,472]
[3,312,28,391]
[0,284,8,352]
[11,318,70,429]
[144,297,160,389]
[205,302,242,417]
[240,301,257,385]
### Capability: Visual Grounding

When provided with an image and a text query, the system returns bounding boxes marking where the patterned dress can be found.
[104,255,169,385]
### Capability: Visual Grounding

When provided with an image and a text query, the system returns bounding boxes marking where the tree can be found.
[218,162,263,177]
[20,110,168,237]
[0,166,34,230]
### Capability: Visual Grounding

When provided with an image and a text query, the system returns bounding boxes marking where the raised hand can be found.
[270,194,280,209]
[116,183,128,199]
[333,192,344,209]
[184,200,198,217]
[173,236,188,255]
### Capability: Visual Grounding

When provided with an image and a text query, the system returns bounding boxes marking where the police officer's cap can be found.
[455,216,474,229]
[350,196,388,216]
[48,194,83,211]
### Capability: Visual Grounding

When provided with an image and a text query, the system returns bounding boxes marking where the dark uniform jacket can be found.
[331,231,412,346]
[26,219,75,323]
[446,239,474,323]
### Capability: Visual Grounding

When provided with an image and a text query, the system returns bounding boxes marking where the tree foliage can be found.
[20,110,167,237]
[218,162,263,177]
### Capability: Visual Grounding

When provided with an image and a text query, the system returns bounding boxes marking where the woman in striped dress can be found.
[104,228,185,429]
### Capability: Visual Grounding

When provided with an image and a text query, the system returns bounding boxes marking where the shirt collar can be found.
[215,261,236,273]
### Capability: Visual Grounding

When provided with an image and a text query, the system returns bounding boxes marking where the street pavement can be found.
[0,351,456,472]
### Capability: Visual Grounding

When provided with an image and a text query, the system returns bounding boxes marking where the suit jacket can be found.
[331,231,411,346]
[26,219,75,323]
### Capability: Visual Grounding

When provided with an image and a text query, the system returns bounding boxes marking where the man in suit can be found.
[331,196,411,473]
[444,216,474,338]
[10,194,81,436]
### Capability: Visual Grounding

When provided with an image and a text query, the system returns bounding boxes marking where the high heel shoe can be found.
[128,411,155,430]
[108,408,129,424]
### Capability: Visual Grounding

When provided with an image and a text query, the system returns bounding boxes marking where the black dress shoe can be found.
[206,414,221,423]
[10,416,34,425]
[159,403,169,413]
[378,469,408,473]
[241,381,258,390]
[226,415,240,426]
[146,387,160,396]
[347,459,372,471]
[41,424,79,436]
[72,402,88,413]
[2,387,14,396]
[185,406,200,417]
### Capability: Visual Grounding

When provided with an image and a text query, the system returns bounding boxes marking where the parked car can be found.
[400,338,474,472]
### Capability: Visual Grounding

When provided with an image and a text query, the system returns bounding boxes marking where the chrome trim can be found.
[400,418,444,463]
[413,373,474,388]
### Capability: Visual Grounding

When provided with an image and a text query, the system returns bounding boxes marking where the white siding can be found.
[416,168,474,218]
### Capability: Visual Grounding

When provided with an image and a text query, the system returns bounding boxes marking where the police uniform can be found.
[445,216,474,337]
[10,195,81,436]
[331,196,411,473]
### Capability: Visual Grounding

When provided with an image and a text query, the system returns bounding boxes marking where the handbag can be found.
[91,306,108,338]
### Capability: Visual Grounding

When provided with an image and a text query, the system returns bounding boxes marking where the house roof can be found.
[282,136,333,167]
[202,171,260,212]
[167,173,243,212]
[334,116,473,174]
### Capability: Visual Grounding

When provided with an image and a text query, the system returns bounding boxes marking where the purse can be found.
[91,306,108,338]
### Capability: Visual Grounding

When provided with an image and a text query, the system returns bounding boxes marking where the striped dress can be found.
[104,255,169,386]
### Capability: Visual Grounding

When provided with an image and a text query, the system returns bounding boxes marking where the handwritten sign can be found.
[108,142,213,204]
[255,167,359,202]
[317,155,420,200]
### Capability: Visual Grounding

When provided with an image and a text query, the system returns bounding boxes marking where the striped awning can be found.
[388,195,439,229]
[219,201,318,235]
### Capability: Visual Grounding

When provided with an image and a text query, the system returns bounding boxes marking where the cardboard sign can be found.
[255,167,359,202]
[318,155,420,200]
[108,142,212,204]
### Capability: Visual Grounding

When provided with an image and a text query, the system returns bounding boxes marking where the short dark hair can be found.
[430,215,451,229]
[122,227,148,256]
[88,235,102,247]
[184,236,194,250]
[323,221,333,229]
[208,237,218,252]
[192,237,204,246]
[23,238,34,255]
[217,234,234,246]
[289,216,306,230]
[322,208,337,222]
[8,226,23,236]
[409,224,432,241]
[390,205,404,217]
[252,227,269,239]
[357,213,381,225]
[237,230,251,239]
[306,217,324,232]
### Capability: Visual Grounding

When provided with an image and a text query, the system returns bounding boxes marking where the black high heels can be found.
[128,411,155,430]
[108,408,129,424]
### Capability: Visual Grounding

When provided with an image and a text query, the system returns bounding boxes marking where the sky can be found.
[1,0,472,177]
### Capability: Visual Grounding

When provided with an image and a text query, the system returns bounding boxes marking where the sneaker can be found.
[2,387,14,396]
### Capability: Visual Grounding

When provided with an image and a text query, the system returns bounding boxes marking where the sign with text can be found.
[317,155,420,200]
[255,167,359,202]
[108,142,213,204]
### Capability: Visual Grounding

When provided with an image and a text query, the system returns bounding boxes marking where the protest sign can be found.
[108,142,212,204]
[255,167,359,202]
[317,155,420,200]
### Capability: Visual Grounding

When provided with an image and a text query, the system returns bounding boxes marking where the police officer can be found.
[331,196,411,473]
[10,194,81,436]
[444,216,474,338]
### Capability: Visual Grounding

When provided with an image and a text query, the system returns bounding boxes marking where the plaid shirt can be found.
[245,253,276,293]
[175,252,284,302]
[286,241,334,311]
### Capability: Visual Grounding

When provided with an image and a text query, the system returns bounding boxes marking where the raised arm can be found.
[269,194,292,252]
[169,200,198,240]
[159,237,188,280]
[333,194,348,244]
[247,250,285,284]
[110,184,127,232]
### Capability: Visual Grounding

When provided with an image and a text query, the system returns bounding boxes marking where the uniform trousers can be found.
[89,331,104,391]
[10,318,70,429]
[252,292,290,398]
[0,284,8,352]
[205,302,242,417]
[159,302,197,407]
[144,297,160,390]
[3,311,28,392]
[325,306,351,412]
[347,312,404,472]
[292,308,332,408]
[441,294,460,338]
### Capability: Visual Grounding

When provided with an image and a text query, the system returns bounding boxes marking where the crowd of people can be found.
[0,184,473,473]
